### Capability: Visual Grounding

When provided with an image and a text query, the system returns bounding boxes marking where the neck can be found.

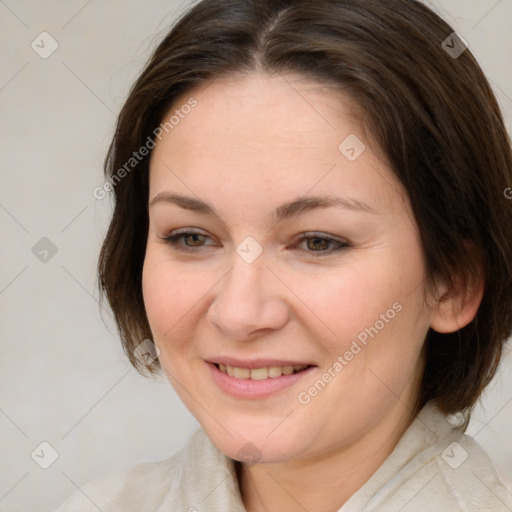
[238,400,417,512]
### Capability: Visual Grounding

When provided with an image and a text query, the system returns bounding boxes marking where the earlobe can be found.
[429,266,485,334]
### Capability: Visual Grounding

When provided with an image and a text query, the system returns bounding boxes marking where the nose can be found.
[206,252,290,341]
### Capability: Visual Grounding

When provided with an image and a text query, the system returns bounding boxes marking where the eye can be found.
[293,233,350,256]
[158,229,350,257]
[159,228,216,251]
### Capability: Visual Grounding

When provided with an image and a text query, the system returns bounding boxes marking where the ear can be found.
[429,242,485,334]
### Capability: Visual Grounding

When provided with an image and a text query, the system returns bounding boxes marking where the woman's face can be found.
[143,72,434,463]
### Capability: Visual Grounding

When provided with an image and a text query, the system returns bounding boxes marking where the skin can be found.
[142,71,483,512]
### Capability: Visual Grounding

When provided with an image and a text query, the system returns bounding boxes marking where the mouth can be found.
[213,362,312,380]
[206,359,317,399]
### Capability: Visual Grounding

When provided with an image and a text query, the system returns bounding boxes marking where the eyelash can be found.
[158,229,350,257]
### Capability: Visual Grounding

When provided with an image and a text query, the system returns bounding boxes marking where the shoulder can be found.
[54,429,212,512]
[388,431,512,512]
[428,431,512,512]
[343,402,512,512]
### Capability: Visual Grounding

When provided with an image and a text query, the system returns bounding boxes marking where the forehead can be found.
[157,72,365,155]
[148,72,402,215]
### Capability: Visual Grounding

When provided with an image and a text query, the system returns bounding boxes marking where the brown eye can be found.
[183,233,207,246]
[160,229,215,252]
[295,233,350,257]
[306,237,330,251]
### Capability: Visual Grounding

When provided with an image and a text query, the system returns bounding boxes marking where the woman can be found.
[56,0,512,510]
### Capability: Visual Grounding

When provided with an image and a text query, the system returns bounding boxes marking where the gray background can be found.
[1,1,511,510]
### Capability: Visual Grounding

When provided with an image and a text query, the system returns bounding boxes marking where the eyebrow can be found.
[148,192,380,220]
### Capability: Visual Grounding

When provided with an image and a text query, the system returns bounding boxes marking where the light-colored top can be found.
[55,402,512,511]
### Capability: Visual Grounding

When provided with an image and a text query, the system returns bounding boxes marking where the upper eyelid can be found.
[162,230,349,253]
[164,228,345,242]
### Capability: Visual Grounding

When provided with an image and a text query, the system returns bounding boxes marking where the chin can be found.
[201,417,305,464]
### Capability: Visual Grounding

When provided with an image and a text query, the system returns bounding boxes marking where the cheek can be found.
[141,255,205,350]
[288,246,426,364]
[287,263,403,352]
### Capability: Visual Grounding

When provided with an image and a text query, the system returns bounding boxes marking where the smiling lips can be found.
[216,363,310,380]
[210,357,315,381]
[207,359,316,399]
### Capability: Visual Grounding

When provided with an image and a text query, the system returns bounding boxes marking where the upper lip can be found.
[208,357,316,369]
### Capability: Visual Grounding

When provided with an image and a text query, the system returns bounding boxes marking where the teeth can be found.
[218,364,309,379]
[268,366,282,378]
[234,367,250,379]
[249,367,268,380]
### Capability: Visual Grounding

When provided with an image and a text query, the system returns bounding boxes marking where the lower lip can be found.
[207,362,316,399]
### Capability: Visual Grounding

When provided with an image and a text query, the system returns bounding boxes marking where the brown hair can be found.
[97,0,512,416]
